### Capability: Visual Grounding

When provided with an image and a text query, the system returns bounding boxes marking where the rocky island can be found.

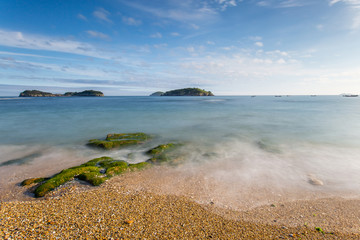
[19,90,104,97]
[150,88,214,96]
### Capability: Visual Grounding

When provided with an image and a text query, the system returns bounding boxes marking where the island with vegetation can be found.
[150,88,214,96]
[19,90,104,97]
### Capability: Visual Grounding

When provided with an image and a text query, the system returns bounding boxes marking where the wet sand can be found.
[1,166,360,239]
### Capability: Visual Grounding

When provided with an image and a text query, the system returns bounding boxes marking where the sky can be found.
[0,0,360,96]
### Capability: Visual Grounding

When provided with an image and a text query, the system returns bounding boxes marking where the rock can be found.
[87,133,152,150]
[146,143,185,165]
[308,174,324,186]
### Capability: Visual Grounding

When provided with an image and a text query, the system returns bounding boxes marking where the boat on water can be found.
[343,94,359,97]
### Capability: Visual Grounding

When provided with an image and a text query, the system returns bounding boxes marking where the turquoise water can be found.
[1,96,360,199]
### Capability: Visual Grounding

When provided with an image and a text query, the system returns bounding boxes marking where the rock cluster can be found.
[22,132,184,197]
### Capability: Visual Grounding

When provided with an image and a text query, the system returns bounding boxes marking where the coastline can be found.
[1,166,359,239]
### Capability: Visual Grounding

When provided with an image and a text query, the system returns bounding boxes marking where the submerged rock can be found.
[0,152,42,167]
[88,133,152,150]
[308,174,324,186]
[146,143,185,165]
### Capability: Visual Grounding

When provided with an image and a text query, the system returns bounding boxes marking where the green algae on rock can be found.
[22,156,152,198]
[88,132,152,150]
[21,177,48,186]
[146,143,185,165]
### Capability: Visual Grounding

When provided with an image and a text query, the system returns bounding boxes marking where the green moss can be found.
[128,162,151,171]
[106,132,151,141]
[146,143,185,165]
[106,165,129,177]
[80,156,114,167]
[21,177,47,186]
[34,166,100,198]
[88,133,152,150]
[78,172,108,186]
[146,143,175,155]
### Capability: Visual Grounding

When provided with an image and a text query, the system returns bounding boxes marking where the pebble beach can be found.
[1,166,360,239]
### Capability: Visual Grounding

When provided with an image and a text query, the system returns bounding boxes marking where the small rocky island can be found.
[19,90,104,97]
[150,88,214,96]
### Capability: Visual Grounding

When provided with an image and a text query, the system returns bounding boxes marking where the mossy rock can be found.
[78,172,109,186]
[88,132,152,150]
[146,143,185,165]
[34,166,100,198]
[129,162,151,171]
[106,163,129,177]
[21,177,47,186]
[23,152,154,198]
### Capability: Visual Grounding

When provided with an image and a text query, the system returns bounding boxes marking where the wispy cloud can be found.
[257,0,310,8]
[329,0,360,29]
[255,41,264,47]
[171,32,181,37]
[86,30,110,40]
[93,8,112,23]
[77,13,87,21]
[214,0,238,11]
[122,16,142,26]
[119,0,231,27]
[0,29,110,59]
[150,32,162,38]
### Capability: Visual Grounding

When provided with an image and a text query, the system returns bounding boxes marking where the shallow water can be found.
[1,95,360,201]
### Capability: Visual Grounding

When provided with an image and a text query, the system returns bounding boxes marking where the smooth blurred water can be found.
[1,95,360,145]
[1,95,360,198]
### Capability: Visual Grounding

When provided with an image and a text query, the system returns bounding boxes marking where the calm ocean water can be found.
[1,95,360,199]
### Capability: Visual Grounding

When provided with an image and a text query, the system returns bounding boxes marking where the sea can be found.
[1,95,360,202]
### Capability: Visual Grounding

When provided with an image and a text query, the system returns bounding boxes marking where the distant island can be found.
[150,88,214,96]
[19,90,104,97]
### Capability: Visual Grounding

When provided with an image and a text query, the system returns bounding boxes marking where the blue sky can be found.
[0,0,360,96]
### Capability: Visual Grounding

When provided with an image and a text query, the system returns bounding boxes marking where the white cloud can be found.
[86,30,109,40]
[190,23,200,30]
[329,0,360,29]
[171,32,181,36]
[150,32,162,38]
[77,14,87,21]
[257,0,310,8]
[0,29,111,59]
[207,41,215,45]
[255,41,264,47]
[121,1,216,22]
[316,24,324,30]
[93,8,112,23]
[214,0,238,11]
[122,16,142,26]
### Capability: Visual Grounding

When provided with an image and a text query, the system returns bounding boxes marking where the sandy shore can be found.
[1,166,360,239]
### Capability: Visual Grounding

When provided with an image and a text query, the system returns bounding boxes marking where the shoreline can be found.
[1,167,360,239]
